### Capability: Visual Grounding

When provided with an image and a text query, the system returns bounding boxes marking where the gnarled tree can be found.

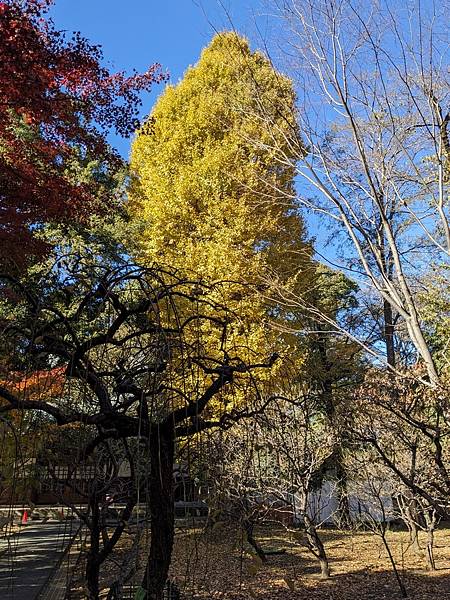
[0,252,278,599]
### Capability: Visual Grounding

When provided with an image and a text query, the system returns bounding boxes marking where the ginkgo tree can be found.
[129,32,313,391]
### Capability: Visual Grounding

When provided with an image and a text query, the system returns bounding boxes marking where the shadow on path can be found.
[0,522,76,600]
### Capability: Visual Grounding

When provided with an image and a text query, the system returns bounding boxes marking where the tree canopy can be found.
[129,32,312,374]
[0,0,164,266]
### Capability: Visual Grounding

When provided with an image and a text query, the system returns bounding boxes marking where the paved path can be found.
[0,522,76,600]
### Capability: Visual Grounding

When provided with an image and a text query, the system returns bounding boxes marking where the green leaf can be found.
[134,586,147,600]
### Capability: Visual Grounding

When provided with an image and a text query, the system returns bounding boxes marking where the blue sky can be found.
[50,0,263,157]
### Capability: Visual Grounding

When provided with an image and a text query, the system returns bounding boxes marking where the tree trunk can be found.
[243,518,267,562]
[304,514,330,578]
[401,495,421,554]
[382,532,408,598]
[336,485,352,529]
[383,298,396,368]
[424,510,437,571]
[334,455,352,529]
[409,516,421,554]
[142,423,175,600]
[426,528,436,571]
[316,335,352,529]
[86,495,101,600]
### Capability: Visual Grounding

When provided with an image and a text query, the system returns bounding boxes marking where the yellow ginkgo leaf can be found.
[129,31,312,418]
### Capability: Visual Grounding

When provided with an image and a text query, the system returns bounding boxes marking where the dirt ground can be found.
[167,524,450,599]
[69,522,450,598]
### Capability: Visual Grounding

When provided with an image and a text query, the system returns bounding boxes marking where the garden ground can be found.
[69,523,450,599]
[168,524,450,599]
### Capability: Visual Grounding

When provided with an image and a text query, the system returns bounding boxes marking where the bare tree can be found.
[257,395,334,578]
[352,370,450,531]
[253,0,450,386]
[212,390,335,580]
[345,448,408,598]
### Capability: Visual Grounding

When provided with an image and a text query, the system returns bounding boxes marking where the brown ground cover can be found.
[168,524,450,599]
[69,523,450,598]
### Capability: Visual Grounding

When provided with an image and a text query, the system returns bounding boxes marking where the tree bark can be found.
[86,495,101,600]
[408,512,421,554]
[426,528,436,571]
[424,510,437,571]
[382,532,408,598]
[383,298,396,369]
[316,335,352,529]
[142,423,175,600]
[243,518,267,562]
[399,492,421,554]
[334,453,352,529]
[304,514,330,578]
